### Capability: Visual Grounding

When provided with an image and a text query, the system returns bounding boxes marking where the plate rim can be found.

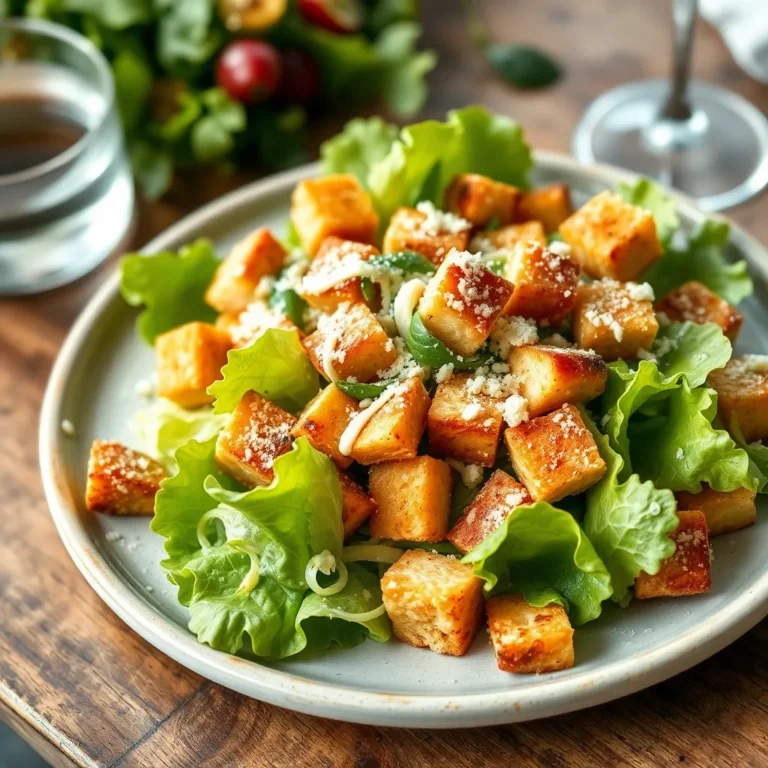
[40,152,768,728]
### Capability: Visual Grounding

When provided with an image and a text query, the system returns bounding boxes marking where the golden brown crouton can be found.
[368,455,452,541]
[502,242,580,326]
[215,391,296,487]
[708,356,768,443]
[504,404,606,502]
[381,549,484,656]
[572,279,659,361]
[635,510,711,598]
[427,372,504,467]
[419,250,514,357]
[302,237,379,313]
[205,228,286,314]
[291,174,379,256]
[559,191,662,281]
[349,377,431,465]
[444,173,521,228]
[656,280,743,342]
[303,302,397,383]
[85,440,167,516]
[507,344,607,418]
[516,183,574,233]
[471,220,548,253]
[676,484,757,537]
[215,302,299,349]
[155,322,232,408]
[291,384,359,469]
[447,470,532,553]
[338,469,376,540]
[382,207,470,266]
[486,594,575,673]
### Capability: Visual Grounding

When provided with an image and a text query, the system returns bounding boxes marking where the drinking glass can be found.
[572,0,768,211]
[0,18,135,294]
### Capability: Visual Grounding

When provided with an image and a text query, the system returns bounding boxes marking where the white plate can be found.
[40,154,768,728]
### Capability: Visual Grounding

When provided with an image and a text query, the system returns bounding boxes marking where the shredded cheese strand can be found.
[321,604,387,623]
[305,551,349,596]
[393,278,426,340]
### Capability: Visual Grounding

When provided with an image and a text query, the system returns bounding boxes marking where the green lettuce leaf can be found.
[652,321,732,388]
[120,239,219,344]
[643,220,752,305]
[629,381,759,494]
[461,501,612,625]
[617,177,679,246]
[208,328,319,414]
[296,564,391,649]
[582,412,678,604]
[323,107,532,222]
[131,398,229,471]
[153,437,349,657]
[729,418,768,493]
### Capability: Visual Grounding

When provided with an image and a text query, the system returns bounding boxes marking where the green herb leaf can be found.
[60,0,152,29]
[368,251,435,275]
[208,328,319,414]
[112,49,153,133]
[336,380,394,400]
[119,239,219,344]
[485,44,562,89]
[269,285,307,328]
[462,501,612,625]
[190,88,247,164]
[128,139,174,200]
[406,312,495,370]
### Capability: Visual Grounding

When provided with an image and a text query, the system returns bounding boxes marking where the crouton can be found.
[303,302,397,383]
[381,549,484,656]
[215,391,296,487]
[291,384,359,469]
[471,220,547,253]
[291,174,378,256]
[635,510,711,598]
[502,242,580,326]
[444,173,521,228]
[205,228,286,314]
[85,440,167,515]
[350,377,431,465]
[215,302,298,349]
[517,183,574,233]
[382,207,470,266]
[419,250,514,357]
[507,344,607,418]
[504,404,606,502]
[676,484,757,537]
[486,594,575,673]
[368,455,452,541]
[447,470,532,553]
[155,322,232,408]
[559,191,662,281]
[572,279,659,361]
[427,372,504,466]
[338,469,376,540]
[302,237,379,313]
[708,356,768,443]
[656,280,743,342]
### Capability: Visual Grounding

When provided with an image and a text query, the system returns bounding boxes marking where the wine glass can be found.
[572,0,768,212]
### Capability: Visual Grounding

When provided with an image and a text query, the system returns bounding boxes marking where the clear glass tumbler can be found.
[0,18,135,294]
[572,0,768,212]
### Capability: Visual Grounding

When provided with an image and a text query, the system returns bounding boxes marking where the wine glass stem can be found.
[661,0,698,120]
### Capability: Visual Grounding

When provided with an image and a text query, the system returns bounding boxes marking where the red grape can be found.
[279,49,322,104]
[216,40,282,104]
[297,0,362,34]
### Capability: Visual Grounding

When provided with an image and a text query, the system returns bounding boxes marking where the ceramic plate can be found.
[40,154,768,728]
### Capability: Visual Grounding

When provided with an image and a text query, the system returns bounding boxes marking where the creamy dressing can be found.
[394,278,426,340]
[338,384,405,456]
[321,327,341,382]
[301,257,380,295]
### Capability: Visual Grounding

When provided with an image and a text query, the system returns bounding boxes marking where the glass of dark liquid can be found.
[0,18,134,294]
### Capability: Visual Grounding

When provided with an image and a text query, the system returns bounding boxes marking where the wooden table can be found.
[3,1,768,765]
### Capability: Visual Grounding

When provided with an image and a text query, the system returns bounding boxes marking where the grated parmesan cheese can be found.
[446,459,484,489]
[500,394,528,428]
[415,201,471,235]
[61,419,76,436]
[434,363,454,384]
[547,240,573,257]
[489,316,538,358]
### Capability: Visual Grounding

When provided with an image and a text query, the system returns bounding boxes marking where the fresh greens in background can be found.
[1,0,434,197]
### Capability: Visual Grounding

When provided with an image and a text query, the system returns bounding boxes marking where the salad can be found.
[83,107,767,674]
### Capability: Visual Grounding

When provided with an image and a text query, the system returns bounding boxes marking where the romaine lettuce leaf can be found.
[323,107,532,222]
[461,501,612,625]
[208,328,319,414]
[653,321,732,388]
[296,564,391,649]
[582,412,678,604]
[131,398,230,471]
[628,381,759,494]
[730,418,768,493]
[618,177,679,246]
[153,437,350,657]
[120,239,219,344]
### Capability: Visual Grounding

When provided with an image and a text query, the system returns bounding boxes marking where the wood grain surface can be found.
[2,1,768,766]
